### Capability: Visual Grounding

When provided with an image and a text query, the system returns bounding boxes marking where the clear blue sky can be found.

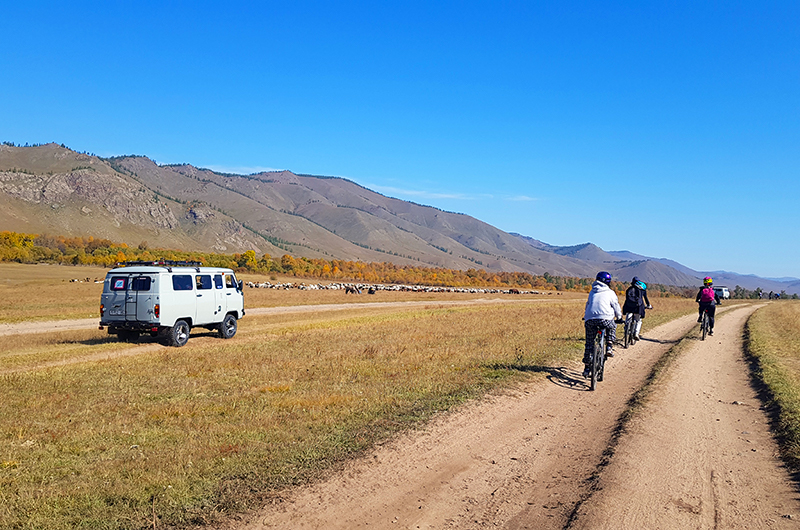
[2,1,798,278]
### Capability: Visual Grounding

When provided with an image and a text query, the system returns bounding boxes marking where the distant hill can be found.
[607,251,800,294]
[0,143,795,293]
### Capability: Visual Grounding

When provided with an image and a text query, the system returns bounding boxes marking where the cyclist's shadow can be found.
[545,366,591,390]
[489,363,589,390]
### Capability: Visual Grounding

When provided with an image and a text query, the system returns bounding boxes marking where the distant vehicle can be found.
[714,287,730,300]
[99,260,245,346]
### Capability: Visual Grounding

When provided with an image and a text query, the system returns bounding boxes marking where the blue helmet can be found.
[632,276,646,290]
[596,271,612,285]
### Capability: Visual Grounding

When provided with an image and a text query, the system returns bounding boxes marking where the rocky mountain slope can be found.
[1,143,794,292]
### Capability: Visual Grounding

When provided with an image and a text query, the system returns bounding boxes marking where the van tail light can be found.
[154,304,160,318]
[100,304,105,317]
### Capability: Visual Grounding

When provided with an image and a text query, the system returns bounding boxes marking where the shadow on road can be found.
[637,336,680,345]
[489,363,589,391]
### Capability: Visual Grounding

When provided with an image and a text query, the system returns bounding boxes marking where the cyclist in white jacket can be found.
[583,271,623,378]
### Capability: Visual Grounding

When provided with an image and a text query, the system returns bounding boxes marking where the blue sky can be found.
[2,1,798,278]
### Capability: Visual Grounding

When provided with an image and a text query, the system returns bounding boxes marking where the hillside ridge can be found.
[1,143,795,292]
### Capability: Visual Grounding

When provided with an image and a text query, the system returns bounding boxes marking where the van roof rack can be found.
[116,260,203,268]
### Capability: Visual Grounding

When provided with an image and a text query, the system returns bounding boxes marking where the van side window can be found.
[225,274,237,289]
[131,277,152,291]
[196,275,213,290]
[172,275,194,291]
[214,275,224,289]
[111,277,128,291]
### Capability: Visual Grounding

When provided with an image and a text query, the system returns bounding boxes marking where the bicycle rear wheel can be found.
[701,312,708,341]
[591,330,604,391]
[623,316,630,349]
[598,333,607,382]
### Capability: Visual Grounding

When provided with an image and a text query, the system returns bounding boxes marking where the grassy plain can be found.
[0,263,579,323]
[0,264,698,529]
[745,301,800,470]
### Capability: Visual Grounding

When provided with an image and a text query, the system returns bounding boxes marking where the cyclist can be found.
[622,276,652,340]
[696,277,721,336]
[583,271,623,378]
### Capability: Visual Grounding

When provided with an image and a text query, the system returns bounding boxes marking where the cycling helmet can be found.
[596,271,612,285]
[632,276,646,289]
[703,277,713,286]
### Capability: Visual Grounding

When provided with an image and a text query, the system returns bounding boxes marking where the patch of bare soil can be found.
[228,305,799,530]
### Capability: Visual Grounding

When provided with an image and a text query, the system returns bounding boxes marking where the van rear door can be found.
[126,275,156,322]
[104,274,130,321]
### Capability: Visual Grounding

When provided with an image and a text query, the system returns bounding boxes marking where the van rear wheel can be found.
[166,320,190,347]
[219,314,237,339]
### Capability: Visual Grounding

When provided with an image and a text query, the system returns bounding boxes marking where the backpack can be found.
[700,287,716,303]
[626,287,641,305]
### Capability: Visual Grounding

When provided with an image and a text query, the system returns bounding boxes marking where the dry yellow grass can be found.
[2,300,595,529]
[0,263,576,324]
[745,301,800,469]
[0,264,699,528]
[0,263,107,323]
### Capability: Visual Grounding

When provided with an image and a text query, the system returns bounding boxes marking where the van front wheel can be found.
[166,320,190,347]
[219,314,237,339]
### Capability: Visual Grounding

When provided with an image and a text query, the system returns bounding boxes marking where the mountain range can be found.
[1,143,797,294]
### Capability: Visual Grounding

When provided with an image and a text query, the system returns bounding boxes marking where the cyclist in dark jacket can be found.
[622,277,652,340]
[696,277,721,335]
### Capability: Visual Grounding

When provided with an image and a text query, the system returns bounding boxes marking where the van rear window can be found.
[131,277,152,291]
[172,275,194,291]
[110,277,127,291]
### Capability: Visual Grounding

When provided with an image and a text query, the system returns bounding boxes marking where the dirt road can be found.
[0,297,552,337]
[233,304,800,529]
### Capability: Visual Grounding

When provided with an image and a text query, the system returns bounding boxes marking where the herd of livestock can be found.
[245,280,548,295]
[68,277,550,296]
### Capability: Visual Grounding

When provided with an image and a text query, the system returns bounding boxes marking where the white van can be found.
[99,261,245,346]
[714,286,731,300]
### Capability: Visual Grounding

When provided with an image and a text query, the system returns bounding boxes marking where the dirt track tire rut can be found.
[235,310,773,529]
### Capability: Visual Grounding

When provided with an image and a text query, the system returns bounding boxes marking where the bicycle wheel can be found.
[591,329,603,391]
[623,316,630,349]
[701,311,708,341]
[597,331,607,382]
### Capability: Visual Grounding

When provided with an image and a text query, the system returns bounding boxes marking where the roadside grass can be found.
[745,301,800,470]
[2,300,597,529]
[0,263,106,323]
[0,329,120,371]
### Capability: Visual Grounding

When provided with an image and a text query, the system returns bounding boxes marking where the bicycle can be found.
[589,319,624,391]
[700,308,710,341]
[589,327,606,390]
[623,313,639,348]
